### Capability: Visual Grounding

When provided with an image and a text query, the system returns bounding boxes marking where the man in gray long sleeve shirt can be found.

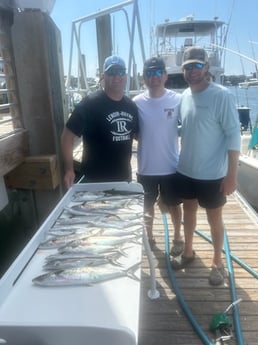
[170,46,241,286]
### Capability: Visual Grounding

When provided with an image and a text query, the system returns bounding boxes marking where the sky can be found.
[50,0,258,78]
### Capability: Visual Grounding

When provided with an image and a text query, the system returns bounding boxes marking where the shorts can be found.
[174,172,226,209]
[137,174,181,209]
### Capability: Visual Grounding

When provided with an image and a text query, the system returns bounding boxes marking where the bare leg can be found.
[182,199,198,257]
[206,206,224,268]
[168,204,182,241]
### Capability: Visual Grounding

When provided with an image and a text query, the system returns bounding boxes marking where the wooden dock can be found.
[73,140,258,345]
[138,192,258,345]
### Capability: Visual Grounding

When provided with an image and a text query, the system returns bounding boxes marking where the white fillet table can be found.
[0,182,158,345]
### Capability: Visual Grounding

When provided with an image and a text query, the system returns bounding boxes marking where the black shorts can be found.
[137,174,181,209]
[174,172,226,209]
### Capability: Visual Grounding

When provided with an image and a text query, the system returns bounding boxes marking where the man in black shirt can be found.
[61,55,139,188]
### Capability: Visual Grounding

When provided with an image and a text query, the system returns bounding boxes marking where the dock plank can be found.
[138,193,258,345]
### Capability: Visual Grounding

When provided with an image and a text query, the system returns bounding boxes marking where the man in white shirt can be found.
[134,57,183,254]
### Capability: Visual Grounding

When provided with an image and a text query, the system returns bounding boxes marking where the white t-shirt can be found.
[134,89,181,175]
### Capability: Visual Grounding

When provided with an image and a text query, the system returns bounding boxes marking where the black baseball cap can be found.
[143,57,166,71]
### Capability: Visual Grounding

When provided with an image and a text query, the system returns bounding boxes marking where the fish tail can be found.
[109,256,123,267]
[125,262,141,281]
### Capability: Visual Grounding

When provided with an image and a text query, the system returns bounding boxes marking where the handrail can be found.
[0,102,16,110]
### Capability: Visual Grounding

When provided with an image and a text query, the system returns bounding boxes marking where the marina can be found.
[1,1,258,344]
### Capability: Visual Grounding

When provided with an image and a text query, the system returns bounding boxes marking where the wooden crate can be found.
[5,155,59,190]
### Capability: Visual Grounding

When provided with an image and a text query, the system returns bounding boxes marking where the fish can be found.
[63,205,120,217]
[45,250,123,262]
[100,226,142,237]
[72,190,143,203]
[72,191,106,202]
[39,229,101,250]
[54,213,123,226]
[55,217,142,229]
[32,262,141,287]
[59,235,140,251]
[47,227,89,237]
[43,255,122,271]
[57,243,129,257]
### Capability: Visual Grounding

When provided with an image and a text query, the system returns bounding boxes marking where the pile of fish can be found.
[32,189,144,287]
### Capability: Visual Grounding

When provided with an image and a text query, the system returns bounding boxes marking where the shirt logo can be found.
[106,111,133,141]
[164,108,174,118]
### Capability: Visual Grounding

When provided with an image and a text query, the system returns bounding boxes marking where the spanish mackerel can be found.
[43,255,122,271]
[32,262,140,286]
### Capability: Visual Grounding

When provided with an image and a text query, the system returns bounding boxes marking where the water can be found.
[228,85,258,126]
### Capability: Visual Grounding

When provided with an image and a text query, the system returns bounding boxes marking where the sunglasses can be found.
[144,69,164,78]
[183,63,205,71]
[105,68,126,76]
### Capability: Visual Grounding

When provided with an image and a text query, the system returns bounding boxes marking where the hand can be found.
[220,175,237,196]
[64,170,75,189]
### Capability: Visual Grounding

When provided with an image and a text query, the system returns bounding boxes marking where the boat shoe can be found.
[170,239,184,257]
[170,251,196,270]
[209,266,226,286]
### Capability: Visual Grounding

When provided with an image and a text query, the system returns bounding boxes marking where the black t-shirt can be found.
[66,90,139,182]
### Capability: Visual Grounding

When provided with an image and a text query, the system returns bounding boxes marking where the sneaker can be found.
[209,266,226,286]
[170,251,196,270]
[170,239,184,257]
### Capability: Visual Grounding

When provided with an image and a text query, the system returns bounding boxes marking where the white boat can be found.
[238,78,258,89]
[238,128,258,210]
[151,15,227,89]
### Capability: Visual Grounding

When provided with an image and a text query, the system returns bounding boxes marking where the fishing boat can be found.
[238,126,258,210]
[238,78,258,89]
[151,15,227,89]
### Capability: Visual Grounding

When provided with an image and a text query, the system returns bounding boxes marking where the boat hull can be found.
[237,154,258,210]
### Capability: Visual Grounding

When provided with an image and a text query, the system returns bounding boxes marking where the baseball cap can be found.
[103,55,126,72]
[143,57,166,71]
[182,46,208,66]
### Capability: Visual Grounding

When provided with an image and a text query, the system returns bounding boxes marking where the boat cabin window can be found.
[184,38,193,47]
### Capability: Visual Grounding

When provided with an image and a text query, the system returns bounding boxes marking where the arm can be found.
[61,127,77,189]
[221,150,240,196]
